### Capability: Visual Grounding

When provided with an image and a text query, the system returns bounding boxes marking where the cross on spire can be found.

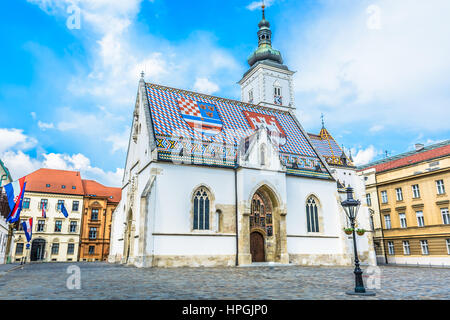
[321,113,325,128]
[262,0,266,19]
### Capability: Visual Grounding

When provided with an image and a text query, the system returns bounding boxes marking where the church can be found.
[108,6,376,268]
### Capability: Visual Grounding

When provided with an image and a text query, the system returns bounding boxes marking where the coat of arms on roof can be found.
[243,110,287,146]
[177,98,223,136]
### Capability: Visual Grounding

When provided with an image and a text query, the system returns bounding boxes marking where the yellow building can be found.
[359,141,450,266]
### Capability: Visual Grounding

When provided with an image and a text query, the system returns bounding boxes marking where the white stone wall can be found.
[240,64,294,109]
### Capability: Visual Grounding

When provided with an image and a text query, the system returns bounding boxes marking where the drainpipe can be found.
[235,165,239,266]
[375,190,388,264]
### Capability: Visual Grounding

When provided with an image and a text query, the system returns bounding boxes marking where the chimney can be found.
[415,143,424,152]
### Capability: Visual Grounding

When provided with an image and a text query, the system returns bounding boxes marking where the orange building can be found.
[79,180,121,261]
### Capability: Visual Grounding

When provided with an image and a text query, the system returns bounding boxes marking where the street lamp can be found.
[341,187,375,296]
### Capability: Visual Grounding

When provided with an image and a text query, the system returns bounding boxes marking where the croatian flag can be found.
[61,202,68,218]
[42,205,46,218]
[22,218,33,242]
[5,177,27,223]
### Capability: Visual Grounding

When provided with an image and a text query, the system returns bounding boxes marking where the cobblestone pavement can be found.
[0,262,449,300]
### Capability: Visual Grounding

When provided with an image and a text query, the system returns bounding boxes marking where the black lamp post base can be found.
[346,290,376,296]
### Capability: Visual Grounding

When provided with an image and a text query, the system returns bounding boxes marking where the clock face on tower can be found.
[274,95,282,105]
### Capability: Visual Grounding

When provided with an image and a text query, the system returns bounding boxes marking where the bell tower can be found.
[239,4,295,111]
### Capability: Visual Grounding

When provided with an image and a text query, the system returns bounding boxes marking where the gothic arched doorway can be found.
[250,231,265,262]
[30,239,46,261]
[249,190,274,262]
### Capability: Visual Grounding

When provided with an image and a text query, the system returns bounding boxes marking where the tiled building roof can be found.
[145,83,332,180]
[358,140,450,173]
[308,127,352,167]
[82,179,121,203]
[24,168,84,195]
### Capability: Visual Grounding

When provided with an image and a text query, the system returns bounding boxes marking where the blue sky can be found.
[1,0,449,186]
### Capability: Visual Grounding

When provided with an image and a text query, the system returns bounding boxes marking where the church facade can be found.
[108,8,375,268]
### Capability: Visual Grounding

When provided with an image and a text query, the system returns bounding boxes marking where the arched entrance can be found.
[250,231,265,262]
[249,189,274,262]
[30,239,46,261]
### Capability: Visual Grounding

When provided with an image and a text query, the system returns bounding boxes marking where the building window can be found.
[51,243,59,255]
[193,187,210,230]
[91,209,99,221]
[72,201,79,212]
[420,240,429,255]
[306,197,320,233]
[366,194,372,206]
[88,246,95,255]
[384,214,391,229]
[67,243,74,255]
[446,239,450,255]
[274,86,282,105]
[436,180,445,195]
[387,241,394,255]
[402,241,410,255]
[70,221,77,233]
[441,208,450,225]
[399,213,407,228]
[61,185,66,189]
[369,215,374,231]
[416,211,425,227]
[89,227,97,240]
[22,198,30,209]
[37,220,45,232]
[412,184,420,198]
[39,199,48,210]
[54,220,62,232]
[57,200,64,211]
[381,191,388,204]
[248,89,254,103]
[395,188,403,201]
[15,243,24,255]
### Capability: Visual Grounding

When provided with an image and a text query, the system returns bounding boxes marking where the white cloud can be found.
[105,127,130,154]
[352,145,380,166]
[193,78,220,95]
[0,128,37,153]
[246,0,275,11]
[287,0,450,131]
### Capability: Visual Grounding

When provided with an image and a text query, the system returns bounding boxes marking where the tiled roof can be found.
[308,128,352,167]
[82,179,121,203]
[358,140,450,173]
[145,83,332,180]
[24,168,84,195]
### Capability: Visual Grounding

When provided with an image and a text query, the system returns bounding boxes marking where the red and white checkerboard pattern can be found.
[177,98,201,117]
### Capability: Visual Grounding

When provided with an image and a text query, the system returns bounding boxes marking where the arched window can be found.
[193,187,210,230]
[306,197,319,233]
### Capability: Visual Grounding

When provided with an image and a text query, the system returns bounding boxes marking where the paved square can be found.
[0,262,449,299]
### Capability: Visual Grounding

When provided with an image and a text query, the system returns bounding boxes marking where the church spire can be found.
[247,3,283,67]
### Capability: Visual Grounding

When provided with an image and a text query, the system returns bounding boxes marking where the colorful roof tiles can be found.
[145,83,332,180]
[308,127,352,167]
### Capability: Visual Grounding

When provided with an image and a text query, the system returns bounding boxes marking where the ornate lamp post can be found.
[341,187,375,296]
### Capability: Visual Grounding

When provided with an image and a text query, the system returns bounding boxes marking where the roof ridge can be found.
[145,82,290,115]
[358,139,450,170]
